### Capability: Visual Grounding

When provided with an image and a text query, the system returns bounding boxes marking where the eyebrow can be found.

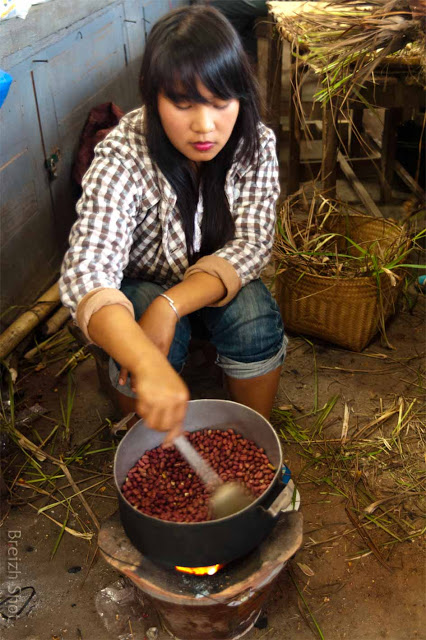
[168,92,229,105]
[167,91,209,104]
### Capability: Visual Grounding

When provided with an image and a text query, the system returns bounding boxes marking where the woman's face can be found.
[157,82,240,162]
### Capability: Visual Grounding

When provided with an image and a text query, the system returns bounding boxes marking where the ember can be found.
[175,564,224,576]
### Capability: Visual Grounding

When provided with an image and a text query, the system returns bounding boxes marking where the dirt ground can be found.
[0,277,424,640]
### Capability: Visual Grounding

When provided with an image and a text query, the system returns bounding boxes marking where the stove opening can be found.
[175,564,224,576]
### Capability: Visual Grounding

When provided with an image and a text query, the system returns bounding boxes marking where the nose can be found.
[191,105,215,134]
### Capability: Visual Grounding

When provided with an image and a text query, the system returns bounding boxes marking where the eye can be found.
[213,101,230,110]
[174,102,192,111]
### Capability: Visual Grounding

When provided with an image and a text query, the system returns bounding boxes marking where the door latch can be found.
[45,149,61,180]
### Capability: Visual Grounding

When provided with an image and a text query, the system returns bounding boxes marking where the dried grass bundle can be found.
[278,0,426,101]
[274,190,420,281]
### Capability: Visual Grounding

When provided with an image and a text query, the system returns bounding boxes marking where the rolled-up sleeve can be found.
[184,127,280,305]
[59,134,142,335]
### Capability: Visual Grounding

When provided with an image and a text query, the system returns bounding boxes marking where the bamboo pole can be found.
[24,328,70,360]
[0,282,60,360]
[41,306,71,336]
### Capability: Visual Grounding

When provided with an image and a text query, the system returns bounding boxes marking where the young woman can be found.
[60,5,286,443]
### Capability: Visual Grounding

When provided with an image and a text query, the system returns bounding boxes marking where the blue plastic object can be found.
[0,70,13,108]
[281,464,292,485]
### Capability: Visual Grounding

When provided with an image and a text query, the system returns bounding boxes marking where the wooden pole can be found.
[321,100,339,198]
[265,20,283,150]
[349,108,364,157]
[366,132,425,200]
[0,282,60,360]
[338,152,383,218]
[42,306,71,336]
[380,108,403,203]
[288,54,301,195]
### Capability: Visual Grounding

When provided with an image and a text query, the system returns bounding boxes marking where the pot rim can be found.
[114,399,283,526]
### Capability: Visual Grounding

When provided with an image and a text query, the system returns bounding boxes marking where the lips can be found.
[191,142,215,152]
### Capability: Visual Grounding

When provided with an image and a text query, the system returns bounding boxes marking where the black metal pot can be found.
[114,399,294,567]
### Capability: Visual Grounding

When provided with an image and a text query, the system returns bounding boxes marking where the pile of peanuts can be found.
[121,428,276,523]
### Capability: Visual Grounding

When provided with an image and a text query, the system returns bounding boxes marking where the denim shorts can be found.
[109,278,287,397]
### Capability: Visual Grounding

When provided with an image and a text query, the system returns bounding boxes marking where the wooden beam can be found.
[287,58,301,194]
[367,133,425,201]
[380,107,403,203]
[321,101,339,197]
[338,152,383,217]
[265,20,283,149]
[350,108,364,156]
[394,159,426,201]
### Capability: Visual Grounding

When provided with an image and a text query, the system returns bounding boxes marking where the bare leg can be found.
[115,366,282,424]
[114,390,140,427]
[225,366,281,420]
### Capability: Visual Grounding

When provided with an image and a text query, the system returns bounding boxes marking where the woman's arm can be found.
[118,272,226,371]
[60,136,142,330]
[88,304,189,441]
[61,115,190,439]
[166,271,226,316]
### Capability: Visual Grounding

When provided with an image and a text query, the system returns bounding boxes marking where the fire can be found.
[175,564,224,576]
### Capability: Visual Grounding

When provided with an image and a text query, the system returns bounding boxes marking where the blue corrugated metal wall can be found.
[0,0,188,329]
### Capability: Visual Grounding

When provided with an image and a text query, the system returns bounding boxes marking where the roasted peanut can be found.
[121,428,276,523]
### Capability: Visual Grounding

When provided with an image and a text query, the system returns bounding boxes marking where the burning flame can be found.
[175,564,224,576]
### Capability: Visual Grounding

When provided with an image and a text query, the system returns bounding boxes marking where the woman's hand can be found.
[88,303,188,443]
[132,355,189,444]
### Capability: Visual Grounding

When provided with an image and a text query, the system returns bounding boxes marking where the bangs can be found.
[155,50,245,104]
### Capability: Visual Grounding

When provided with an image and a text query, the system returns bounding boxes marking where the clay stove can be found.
[99,510,303,640]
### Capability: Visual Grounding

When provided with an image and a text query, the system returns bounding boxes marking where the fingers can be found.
[118,367,129,386]
[131,359,189,442]
[161,406,185,445]
[135,396,187,442]
[119,368,136,392]
[136,404,184,433]
[164,422,184,446]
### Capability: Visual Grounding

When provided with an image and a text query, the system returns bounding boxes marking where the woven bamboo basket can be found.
[275,213,408,351]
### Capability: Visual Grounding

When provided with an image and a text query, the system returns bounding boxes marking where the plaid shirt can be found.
[60,108,280,320]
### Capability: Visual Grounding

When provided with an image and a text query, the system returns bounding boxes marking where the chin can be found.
[191,150,219,162]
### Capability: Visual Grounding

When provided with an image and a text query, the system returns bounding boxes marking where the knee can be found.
[210,281,285,363]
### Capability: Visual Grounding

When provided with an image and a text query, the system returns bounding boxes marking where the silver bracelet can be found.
[159,293,181,321]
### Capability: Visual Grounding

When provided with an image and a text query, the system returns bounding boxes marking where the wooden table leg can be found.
[287,51,301,195]
[321,100,339,197]
[380,107,403,203]
[350,108,364,156]
[265,20,282,151]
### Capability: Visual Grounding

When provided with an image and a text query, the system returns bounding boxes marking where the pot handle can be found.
[265,479,296,518]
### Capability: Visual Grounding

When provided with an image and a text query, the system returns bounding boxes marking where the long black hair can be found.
[139,5,261,263]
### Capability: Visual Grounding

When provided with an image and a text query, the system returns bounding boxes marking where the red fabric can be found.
[73,102,124,186]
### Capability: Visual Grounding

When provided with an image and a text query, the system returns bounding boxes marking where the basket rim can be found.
[281,212,406,237]
[275,211,410,283]
[323,212,405,233]
[275,262,407,284]
[278,207,403,230]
